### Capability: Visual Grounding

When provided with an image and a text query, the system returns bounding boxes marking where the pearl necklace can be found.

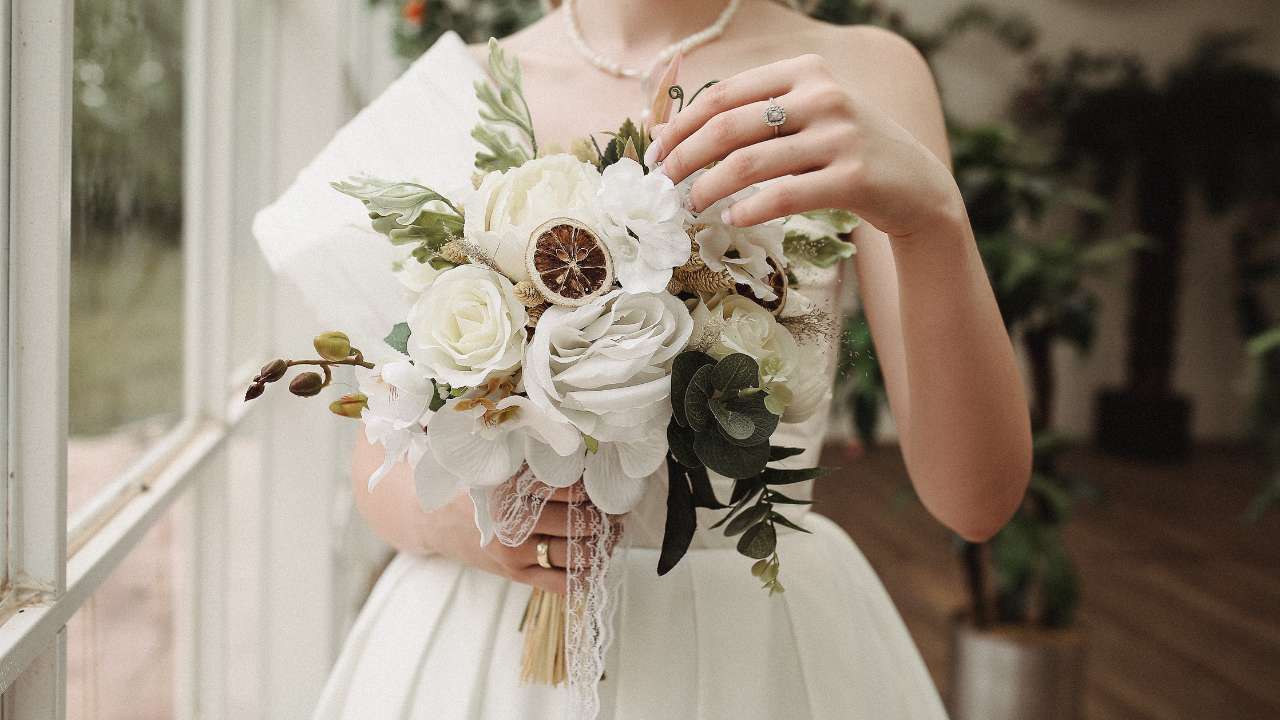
[563,0,742,80]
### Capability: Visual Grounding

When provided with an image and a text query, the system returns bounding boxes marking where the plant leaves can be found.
[670,351,715,427]
[666,421,701,468]
[765,490,812,505]
[683,364,715,432]
[711,353,759,391]
[694,430,770,479]
[657,458,697,576]
[720,392,779,447]
[331,178,462,225]
[760,466,826,485]
[708,398,755,440]
[725,503,771,536]
[769,511,812,534]
[688,464,727,509]
[769,446,805,461]
[737,522,777,559]
[383,322,411,355]
[471,39,537,171]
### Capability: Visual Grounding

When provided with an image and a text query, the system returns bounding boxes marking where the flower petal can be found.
[583,442,650,514]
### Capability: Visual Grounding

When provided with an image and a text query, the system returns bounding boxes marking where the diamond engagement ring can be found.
[764,97,787,136]
[536,536,553,569]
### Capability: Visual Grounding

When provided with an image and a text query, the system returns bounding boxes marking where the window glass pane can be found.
[67,510,177,720]
[68,0,185,513]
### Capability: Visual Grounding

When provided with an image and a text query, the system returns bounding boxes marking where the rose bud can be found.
[328,393,368,419]
[258,358,288,383]
[244,382,266,402]
[288,371,325,397]
[313,331,351,361]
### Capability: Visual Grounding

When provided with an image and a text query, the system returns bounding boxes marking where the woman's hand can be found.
[646,53,962,239]
[420,485,594,596]
[351,436,598,595]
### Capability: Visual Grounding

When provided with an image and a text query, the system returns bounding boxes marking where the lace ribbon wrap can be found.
[480,467,623,720]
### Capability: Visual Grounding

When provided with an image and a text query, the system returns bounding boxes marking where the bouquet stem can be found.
[519,588,566,686]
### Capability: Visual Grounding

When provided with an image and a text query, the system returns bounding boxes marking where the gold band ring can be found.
[535,536,553,569]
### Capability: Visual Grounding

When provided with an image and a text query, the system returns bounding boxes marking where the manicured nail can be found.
[683,195,697,213]
[721,208,734,226]
[643,136,664,168]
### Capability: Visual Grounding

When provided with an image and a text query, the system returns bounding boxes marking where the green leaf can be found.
[720,392,779,447]
[383,322,411,355]
[666,421,701,468]
[584,435,600,454]
[428,380,448,412]
[725,502,771,536]
[657,459,697,576]
[782,209,861,268]
[769,446,805,461]
[729,477,763,506]
[737,522,777,559]
[765,490,811,505]
[694,431,770,479]
[331,178,461,225]
[711,353,759,392]
[683,365,715,432]
[769,511,812,534]
[670,351,715,427]
[760,466,826,485]
[709,398,755,440]
[751,559,770,577]
[1248,326,1280,356]
[471,38,537,171]
[688,464,727,509]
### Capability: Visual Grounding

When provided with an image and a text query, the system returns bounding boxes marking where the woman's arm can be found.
[648,28,1031,541]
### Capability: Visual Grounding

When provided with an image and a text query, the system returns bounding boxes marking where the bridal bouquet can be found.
[245,40,856,715]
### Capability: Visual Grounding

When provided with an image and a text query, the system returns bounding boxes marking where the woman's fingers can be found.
[547,484,587,502]
[649,57,804,173]
[686,131,828,213]
[513,566,567,595]
[656,94,803,186]
[721,169,840,227]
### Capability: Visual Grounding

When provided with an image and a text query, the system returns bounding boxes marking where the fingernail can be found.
[720,208,735,226]
[683,195,697,213]
[643,136,663,169]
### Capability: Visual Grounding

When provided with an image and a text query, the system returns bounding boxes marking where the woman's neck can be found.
[568,0,740,58]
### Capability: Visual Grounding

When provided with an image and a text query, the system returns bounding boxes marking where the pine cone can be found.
[439,240,469,265]
[513,280,548,308]
[525,303,548,328]
[679,227,708,274]
[681,266,733,294]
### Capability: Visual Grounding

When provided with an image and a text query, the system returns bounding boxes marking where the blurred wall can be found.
[890,0,1280,441]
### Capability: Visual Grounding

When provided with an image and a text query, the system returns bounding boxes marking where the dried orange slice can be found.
[735,256,788,315]
[525,218,614,307]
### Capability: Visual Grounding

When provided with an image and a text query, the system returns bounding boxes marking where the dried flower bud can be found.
[681,266,733,294]
[258,358,288,383]
[512,280,546,307]
[289,371,325,397]
[313,331,351,362]
[244,382,266,402]
[526,303,546,328]
[438,240,470,265]
[329,393,368,419]
[665,276,684,295]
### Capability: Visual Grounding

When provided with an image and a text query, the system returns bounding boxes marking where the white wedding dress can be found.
[255,31,949,720]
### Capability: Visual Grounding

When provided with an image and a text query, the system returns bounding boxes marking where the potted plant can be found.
[1015,33,1280,460]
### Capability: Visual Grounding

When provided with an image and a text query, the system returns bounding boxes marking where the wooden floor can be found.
[812,443,1280,720]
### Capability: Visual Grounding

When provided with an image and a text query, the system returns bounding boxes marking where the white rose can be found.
[405,264,527,387]
[523,289,693,513]
[463,154,602,281]
[694,187,787,301]
[394,255,444,297]
[689,294,822,422]
[596,158,691,293]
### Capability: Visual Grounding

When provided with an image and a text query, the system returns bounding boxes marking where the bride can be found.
[295,0,1032,717]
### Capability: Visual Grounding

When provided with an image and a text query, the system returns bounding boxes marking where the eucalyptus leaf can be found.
[658,458,698,576]
[689,465,727,509]
[765,490,812,505]
[725,503,771,537]
[666,421,701,469]
[684,365,715,432]
[769,446,805,461]
[711,353,759,392]
[383,322,411,355]
[760,466,826,486]
[671,351,715,427]
[737,522,777,559]
[769,512,812,534]
[709,398,755,440]
[694,431,770,479]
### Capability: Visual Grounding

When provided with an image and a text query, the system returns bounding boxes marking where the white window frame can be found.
[1,1,381,717]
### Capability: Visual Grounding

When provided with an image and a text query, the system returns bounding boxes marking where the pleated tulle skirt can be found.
[312,513,949,720]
